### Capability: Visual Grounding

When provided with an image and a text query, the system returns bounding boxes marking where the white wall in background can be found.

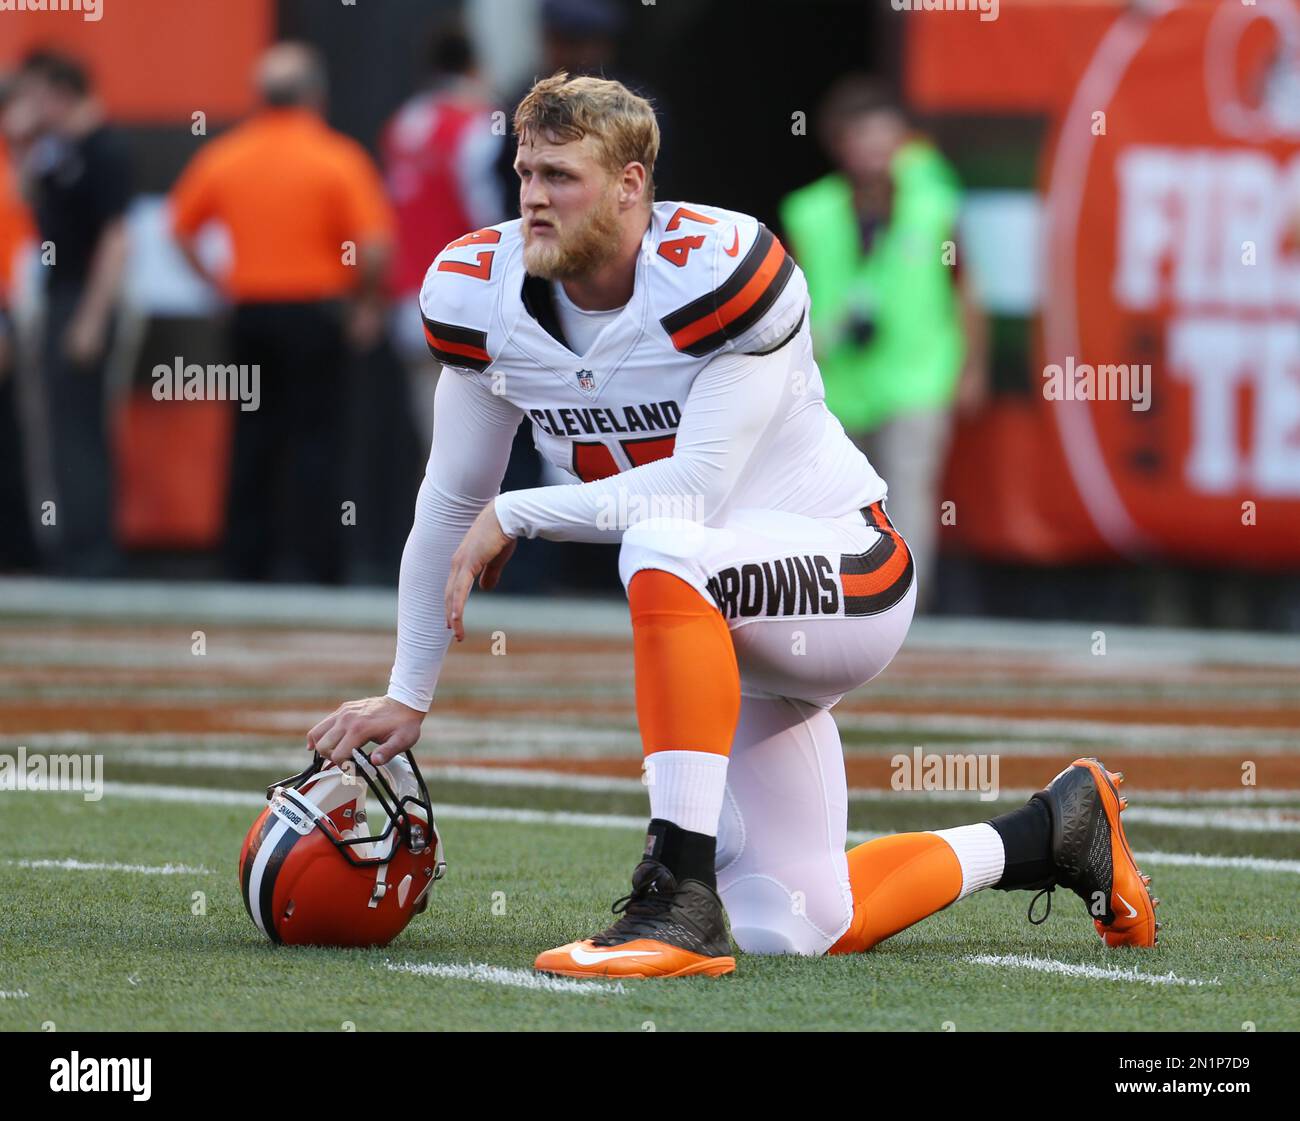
[958,190,1042,316]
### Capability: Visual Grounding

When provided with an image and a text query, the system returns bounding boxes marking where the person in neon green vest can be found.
[781,76,987,609]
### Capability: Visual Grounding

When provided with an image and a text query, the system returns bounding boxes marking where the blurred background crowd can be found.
[1,0,1297,631]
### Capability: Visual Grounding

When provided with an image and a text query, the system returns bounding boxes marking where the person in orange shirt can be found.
[170,42,394,583]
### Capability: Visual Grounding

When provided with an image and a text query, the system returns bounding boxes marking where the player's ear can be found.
[619,162,647,207]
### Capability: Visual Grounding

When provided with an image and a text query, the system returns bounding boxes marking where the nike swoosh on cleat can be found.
[1115,893,1139,919]
[569,946,662,965]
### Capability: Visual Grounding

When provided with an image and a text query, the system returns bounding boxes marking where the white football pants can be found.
[618,503,916,955]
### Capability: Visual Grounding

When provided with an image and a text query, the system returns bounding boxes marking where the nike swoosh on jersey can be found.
[723,227,740,257]
[569,945,663,965]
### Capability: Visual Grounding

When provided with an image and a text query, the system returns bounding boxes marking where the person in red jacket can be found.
[380,22,504,443]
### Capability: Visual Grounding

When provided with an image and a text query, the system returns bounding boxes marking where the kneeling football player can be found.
[306,73,1159,977]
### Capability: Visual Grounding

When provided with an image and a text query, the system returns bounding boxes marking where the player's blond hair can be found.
[513,71,659,203]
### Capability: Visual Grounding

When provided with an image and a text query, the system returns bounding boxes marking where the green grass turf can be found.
[0,790,1295,1032]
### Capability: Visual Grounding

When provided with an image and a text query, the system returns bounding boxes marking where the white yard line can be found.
[256,715,643,750]
[385,961,624,995]
[966,953,1218,987]
[1122,806,1300,833]
[5,723,644,756]
[843,785,1300,806]
[94,781,650,829]
[6,732,306,750]
[423,770,1300,808]
[6,858,212,875]
[99,782,266,807]
[1133,851,1300,875]
[434,804,648,830]
[9,719,1299,757]
[834,711,1300,752]
[24,781,1296,877]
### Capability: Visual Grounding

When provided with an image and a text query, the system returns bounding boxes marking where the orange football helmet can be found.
[239,749,445,947]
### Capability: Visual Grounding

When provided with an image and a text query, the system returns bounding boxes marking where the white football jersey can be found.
[417,199,884,519]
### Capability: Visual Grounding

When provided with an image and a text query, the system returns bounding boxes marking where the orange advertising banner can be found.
[906,0,1120,114]
[928,1,1300,567]
[0,0,272,124]
[1041,0,1300,566]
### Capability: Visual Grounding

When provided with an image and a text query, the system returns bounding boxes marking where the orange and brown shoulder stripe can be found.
[422,314,491,372]
[660,224,794,357]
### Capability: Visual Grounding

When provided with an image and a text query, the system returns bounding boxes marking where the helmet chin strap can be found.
[356,766,397,907]
[368,857,391,908]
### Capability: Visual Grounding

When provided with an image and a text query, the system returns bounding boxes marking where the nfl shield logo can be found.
[576,368,596,393]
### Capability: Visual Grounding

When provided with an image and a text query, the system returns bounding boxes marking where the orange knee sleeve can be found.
[829,832,964,954]
[627,568,740,756]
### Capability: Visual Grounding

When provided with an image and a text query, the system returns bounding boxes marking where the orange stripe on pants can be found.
[829,833,963,954]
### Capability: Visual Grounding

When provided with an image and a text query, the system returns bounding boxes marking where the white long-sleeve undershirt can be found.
[386,368,522,710]
[494,342,794,541]
[386,341,797,710]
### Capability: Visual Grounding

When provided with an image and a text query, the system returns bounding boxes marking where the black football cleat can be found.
[534,859,735,978]
[1030,757,1159,947]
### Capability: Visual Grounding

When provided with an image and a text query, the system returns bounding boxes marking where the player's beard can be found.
[523,188,622,280]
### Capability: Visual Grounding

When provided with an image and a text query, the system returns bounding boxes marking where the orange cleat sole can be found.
[534,939,736,979]
[537,956,736,980]
[1072,757,1159,948]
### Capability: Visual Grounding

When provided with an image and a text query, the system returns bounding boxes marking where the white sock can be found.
[645,750,729,836]
[931,823,1005,901]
